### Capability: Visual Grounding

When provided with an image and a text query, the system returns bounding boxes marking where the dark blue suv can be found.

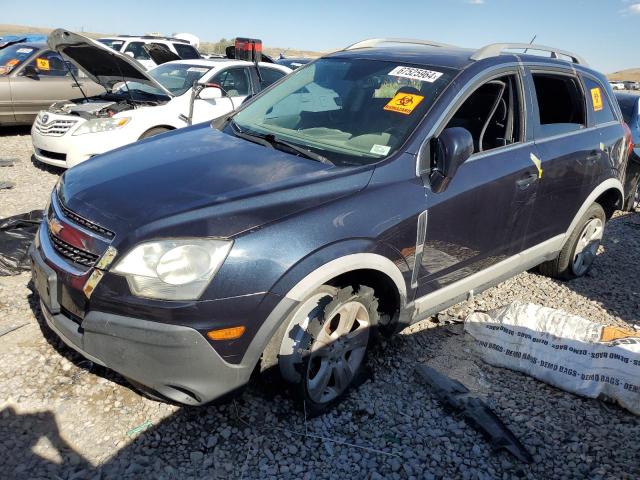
[31,39,630,411]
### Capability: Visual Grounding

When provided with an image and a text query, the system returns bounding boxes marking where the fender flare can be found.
[566,178,624,238]
[239,250,408,370]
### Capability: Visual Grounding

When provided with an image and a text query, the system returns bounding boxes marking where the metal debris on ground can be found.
[415,364,533,463]
[126,419,153,437]
[0,159,16,167]
[0,323,29,338]
[0,181,15,190]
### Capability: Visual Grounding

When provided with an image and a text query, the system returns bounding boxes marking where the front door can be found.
[191,67,252,124]
[415,70,539,298]
[10,50,95,123]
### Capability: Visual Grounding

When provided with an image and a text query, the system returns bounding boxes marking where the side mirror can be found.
[198,84,224,100]
[22,65,39,78]
[429,127,474,193]
[124,51,135,58]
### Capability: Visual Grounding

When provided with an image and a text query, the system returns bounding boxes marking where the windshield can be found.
[149,63,212,96]
[98,39,125,51]
[231,57,456,165]
[0,44,36,75]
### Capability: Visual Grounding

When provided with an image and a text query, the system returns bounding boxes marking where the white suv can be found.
[31,30,290,168]
[98,35,201,70]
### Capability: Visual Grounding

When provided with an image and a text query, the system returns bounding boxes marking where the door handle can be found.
[586,150,602,162]
[516,172,538,189]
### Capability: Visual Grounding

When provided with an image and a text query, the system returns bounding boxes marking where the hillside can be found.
[0,23,322,58]
[608,69,640,82]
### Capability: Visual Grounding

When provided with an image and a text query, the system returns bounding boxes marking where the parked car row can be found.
[31,30,290,168]
[609,80,640,91]
[29,37,635,412]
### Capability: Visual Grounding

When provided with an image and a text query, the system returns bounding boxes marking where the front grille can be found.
[58,195,115,239]
[36,148,66,161]
[48,230,99,267]
[34,117,77,137]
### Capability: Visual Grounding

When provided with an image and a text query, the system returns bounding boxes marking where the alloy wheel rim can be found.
[306,301,370,404]
[572,217,604,276]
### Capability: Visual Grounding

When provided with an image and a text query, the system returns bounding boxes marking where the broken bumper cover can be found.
[40,303,252,405]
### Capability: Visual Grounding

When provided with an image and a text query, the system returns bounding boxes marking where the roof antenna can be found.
[523,35,536,54]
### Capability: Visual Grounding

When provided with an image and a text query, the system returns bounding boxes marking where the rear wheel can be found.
[139,127,171,140]
[539,203,605,280]
[278,285,379,415]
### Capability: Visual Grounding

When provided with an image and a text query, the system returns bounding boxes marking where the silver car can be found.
[0,41,103,126]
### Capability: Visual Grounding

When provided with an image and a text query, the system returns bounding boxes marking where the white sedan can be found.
[31,30,290,168]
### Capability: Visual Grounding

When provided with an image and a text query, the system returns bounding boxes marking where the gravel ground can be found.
[0,128,639,480]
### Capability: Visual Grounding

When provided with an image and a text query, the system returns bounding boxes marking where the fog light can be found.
[207,326,246,341]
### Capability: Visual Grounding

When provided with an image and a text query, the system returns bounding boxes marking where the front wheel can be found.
[139,127,171,140]
[278,285,379,415]
[539,203,606,280]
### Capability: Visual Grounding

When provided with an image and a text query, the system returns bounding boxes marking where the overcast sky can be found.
[2,0,638,73]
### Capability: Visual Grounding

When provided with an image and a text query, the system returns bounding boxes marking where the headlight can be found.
[112,238,232,300]
[73,117,131,135]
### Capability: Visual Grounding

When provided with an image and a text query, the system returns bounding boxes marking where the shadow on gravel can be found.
[0,406,94,476]
[30,154,65,176]
[550,212,640,324]
[0,126,30,137]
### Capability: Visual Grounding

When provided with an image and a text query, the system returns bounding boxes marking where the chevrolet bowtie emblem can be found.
[48,217,63,236]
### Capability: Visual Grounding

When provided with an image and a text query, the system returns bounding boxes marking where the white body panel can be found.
[31,60,290,168]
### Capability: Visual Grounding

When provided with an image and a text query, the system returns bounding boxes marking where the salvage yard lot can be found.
[0,128,639,479]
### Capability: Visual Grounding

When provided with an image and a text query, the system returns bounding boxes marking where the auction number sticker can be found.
[36,58,50,71]
[384,92,424,115]
[591,87,603,112]
[388,66,443,83]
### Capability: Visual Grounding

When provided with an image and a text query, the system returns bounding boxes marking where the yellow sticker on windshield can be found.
[36,58,50,71]
[591,87,603,112]
[384,92,424,115]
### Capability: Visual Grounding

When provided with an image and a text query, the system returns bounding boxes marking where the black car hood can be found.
[48,29,172,95]
[59,124,372,245]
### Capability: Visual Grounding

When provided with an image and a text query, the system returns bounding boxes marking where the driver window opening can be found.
[444,74,522,154]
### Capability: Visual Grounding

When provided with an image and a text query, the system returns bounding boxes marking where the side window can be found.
[173,43,200,60]
[259,67,286,89]
[582,77,617,125]
[25,51,72,77]
[213,67,251,97]
[531,73,586,138]
[124,42,150,61]
[444,74,522,153]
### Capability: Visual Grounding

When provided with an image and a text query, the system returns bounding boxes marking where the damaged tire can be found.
[278,285,379,415]
[539,202,605,280]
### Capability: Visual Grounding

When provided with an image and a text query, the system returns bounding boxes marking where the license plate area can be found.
[32,255,60,314]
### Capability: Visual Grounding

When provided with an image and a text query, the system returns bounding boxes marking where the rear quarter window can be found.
[173,43,201,60]
[583,77,617,125]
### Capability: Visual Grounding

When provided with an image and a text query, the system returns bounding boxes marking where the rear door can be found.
[524,67,595,247]
[10,50,87,123]
[580,75,627,190]
[415,68,540,297]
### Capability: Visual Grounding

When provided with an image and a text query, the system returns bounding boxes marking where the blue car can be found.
[31,38,630,412]
[615,92,640,210]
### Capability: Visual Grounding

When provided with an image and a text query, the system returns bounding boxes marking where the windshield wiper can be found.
[263,134,334,166]
[229,121,333,165]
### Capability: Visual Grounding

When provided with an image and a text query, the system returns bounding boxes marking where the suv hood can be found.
[48,29,173,95]
[59,124,372,244]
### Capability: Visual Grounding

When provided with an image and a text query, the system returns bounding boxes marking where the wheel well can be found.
[595,188,623,219]
[325,269,401,330]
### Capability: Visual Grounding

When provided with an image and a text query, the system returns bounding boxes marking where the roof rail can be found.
[471,43,588,66]
[344,38,457,51]
[113,34,189,43]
